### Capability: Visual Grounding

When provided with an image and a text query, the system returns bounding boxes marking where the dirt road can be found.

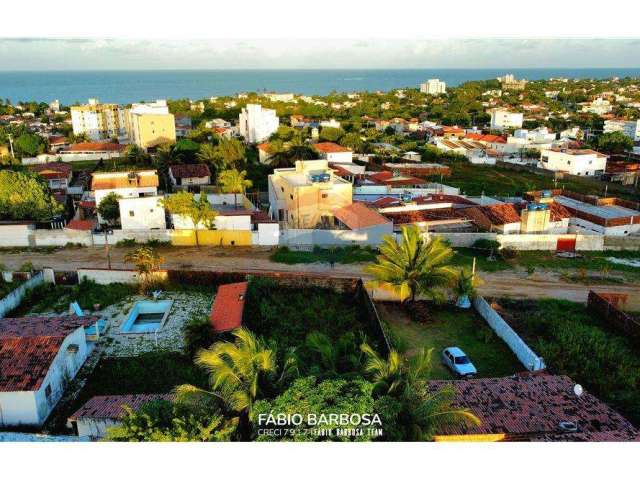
[2,246,639,309]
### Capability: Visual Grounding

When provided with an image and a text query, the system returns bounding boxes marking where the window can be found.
[129,210,135,217]
[281,187,284,193]
[45,384,52,400]
[290,194,294,200]
[322,193,328,199]
[149,209,154,213]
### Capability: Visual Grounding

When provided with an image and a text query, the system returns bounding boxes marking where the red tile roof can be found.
[464,133,507,144]
[548,202,572,221]
[64,142,125,153]
[369,171,428,186]
[210,282,248,333]
[169,163,211,179]
[48,135,68,145]
[257,143,271,152]
[461,203,522,228]
[69,394,174,421]
[333,202,390,230]
[66,219,96,231]
[430,374,638,441]
[313,142,351,154]
[30,162,72,180]
[0,315,99,392]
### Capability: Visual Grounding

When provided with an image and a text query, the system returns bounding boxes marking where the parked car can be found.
[442,347,477,377]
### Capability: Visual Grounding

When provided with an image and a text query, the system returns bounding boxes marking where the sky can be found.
[0,38,639,70]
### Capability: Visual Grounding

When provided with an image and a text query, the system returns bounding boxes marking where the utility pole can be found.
[7,134,15,158]
[103,225,112,269]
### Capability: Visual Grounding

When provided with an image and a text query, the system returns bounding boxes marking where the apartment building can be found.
[71,98,127,141]
[239,104,279,144]
[268,159,353,228]
[540,148,608,176]
[490,110,524,130]
[126,100,176,150]
[420,79,447,95]
[603,119,640,141]
[581,97,612,115]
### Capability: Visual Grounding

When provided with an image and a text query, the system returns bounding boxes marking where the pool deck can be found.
[101,292,211,357]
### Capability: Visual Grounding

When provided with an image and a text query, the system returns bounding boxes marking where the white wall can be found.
[256,223,280,246]
[0,224,33,247]
[78,268,168,285]
[0,272,45,319]
[75,418,119,439]
[118,196,166,231]
[215,215,251,231]
[474,296,545,371]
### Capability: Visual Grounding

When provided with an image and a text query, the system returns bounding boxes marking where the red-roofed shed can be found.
[210,282,248,332]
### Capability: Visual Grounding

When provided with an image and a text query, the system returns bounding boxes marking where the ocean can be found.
[1,68,640,105]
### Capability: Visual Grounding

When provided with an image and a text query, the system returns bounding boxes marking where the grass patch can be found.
[430,160,639,201]
[243,277,380,351]
[270,245,378,265]
[10,279,136,316]
[378,302,521,379]
[451,247,512,273]
[496,298,640,425]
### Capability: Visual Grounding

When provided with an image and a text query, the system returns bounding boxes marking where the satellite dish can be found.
[573,384,584,397]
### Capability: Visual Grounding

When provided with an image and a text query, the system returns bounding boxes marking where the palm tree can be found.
[175,328,276,440]
[360,343,480,441]
[453,269,482,309]
[218,169,253,208]
[196,143,227,176]
[124,246,164,292]
[365,226,456,305]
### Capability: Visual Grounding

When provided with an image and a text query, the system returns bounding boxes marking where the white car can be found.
[442,347,477,377]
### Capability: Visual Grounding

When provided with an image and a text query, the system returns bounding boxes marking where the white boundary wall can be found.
[473,296,546,371]
[0,271,45,318]
[78,268,168,285]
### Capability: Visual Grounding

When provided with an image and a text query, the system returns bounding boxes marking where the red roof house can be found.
[210,282,248,332]
[333,202,391,230]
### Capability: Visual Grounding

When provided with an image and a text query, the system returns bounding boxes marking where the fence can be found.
[473,296,546,371]
[587,291,640,343]
[0,271,45,318]
[356,281,392,354]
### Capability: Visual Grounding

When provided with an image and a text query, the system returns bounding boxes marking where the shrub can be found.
[471,239,500,251]
[500,247,518,260]
[116,238,137,247]
[183,315,216,358]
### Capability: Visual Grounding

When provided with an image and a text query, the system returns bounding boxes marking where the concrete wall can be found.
[496,233,604,251]
[75,418,119,439]
[0,224,34,247]
[474,296,546,371]
[78,268,168,285]
[0,272,45,319]
[280,225,392,247]
[0,391,39,427]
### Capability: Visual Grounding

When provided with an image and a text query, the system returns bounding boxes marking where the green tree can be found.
[319,126,345,142]
[218,169,252,208]
[162,192,217,246]
[597,131,634,154]
[96,192,121,226]
[0,170,63,221]
[360,344,480,441]
[215,137,246,167]
[364,226,456,305]
[14,133,45,158]
[105,399,235,442]
[176,328,277,440]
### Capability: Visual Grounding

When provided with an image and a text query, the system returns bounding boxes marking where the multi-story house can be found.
[420,79,447,95]
[268,159,353,228]
[126,100,176,150]
[539,148,608,177]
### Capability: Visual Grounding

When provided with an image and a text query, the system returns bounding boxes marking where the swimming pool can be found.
[121,300,173,333]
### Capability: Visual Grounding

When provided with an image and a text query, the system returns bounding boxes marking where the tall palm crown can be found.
[176,328,275,416]
[360,343,481,441]
[365,226,456,303]
[218,169,253,207]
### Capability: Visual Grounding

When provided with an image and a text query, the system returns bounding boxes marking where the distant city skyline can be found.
[1,38,639,70]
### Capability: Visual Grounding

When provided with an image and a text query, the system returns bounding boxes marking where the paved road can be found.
[2,246,639,309]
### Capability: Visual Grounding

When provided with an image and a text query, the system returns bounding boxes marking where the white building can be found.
[603,119,640,141]
[0,315,96,427]
[70,98,127,141]
[507,127,557,150]
[540,148,608,176]
[490,110,524,130]
[118,196,166,231]
[126,99,176,150]
[581,97,612,115]
[313,142,353,163]
[92,170,159,224]
[420,79,447,95]
[239,104,279,144]
[262,92,295,102]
